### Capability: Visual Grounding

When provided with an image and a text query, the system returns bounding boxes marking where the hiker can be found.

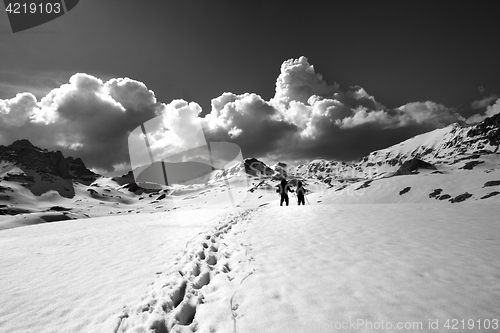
[296,180,308,205]
[276,178,294,206]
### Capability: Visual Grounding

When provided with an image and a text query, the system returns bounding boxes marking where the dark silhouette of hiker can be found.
[276,178,294,206]
[296,180,308,205]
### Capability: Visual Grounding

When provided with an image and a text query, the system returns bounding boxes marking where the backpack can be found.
[296,185,307,195]
[276,182,290,195]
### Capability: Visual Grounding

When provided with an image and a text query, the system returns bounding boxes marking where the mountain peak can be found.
[243,158,274,176]
[10,139,40,150]
[0,140,99,188]
[450,120,469,128]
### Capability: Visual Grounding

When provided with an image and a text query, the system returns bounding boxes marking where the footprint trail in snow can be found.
[115,208,260,333]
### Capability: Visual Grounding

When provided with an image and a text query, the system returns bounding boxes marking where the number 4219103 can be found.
[5,2,62,14]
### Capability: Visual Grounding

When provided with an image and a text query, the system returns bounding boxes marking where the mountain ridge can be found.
[0,139,98,198]
[1,112,499,199]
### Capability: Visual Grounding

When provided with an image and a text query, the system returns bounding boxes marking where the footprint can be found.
[198,251,205,260]
[209,245,218,252]
[202,243,209,249]
[171,281,187,308]
[206,254,217,266]
[191,263,200,277]
[161,299,173,313]
[175,301,196,326]
[149,319,168,333]
[193,272,210,289]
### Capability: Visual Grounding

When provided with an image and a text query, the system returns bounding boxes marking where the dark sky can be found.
[1,0,499,172]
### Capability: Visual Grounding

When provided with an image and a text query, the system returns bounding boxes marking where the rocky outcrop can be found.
[65,156,99,185]
[9,139,39,150]
[243,158,274,176]
[112,171,135,186]
[450,192,473,203]
[1,140,71,179]
[296,160,348,176]
[272,162,288,179]
[483,180,500,187]
[399,187,411,195]
[0,140,99,197]
[393,158,436,176]
[208,157,274,183]
[467,112,500,147]
[0,140,97,183]
[122,182,162,195]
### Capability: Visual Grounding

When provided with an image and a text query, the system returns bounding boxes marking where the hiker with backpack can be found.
[276,178,294,206]
[295,180,308,205]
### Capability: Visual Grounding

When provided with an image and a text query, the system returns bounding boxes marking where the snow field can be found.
[1,190,499,332]
[111,203,500,333]
[233,204,500,333]
[322,168,500,205]
[0,208,233,333]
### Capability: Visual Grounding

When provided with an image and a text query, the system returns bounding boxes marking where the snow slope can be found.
[291,115,500,186]
[0,208,235,333]
[232,204,500,333]
[358,120,499,172]
[2,202,498,333]
[320,165,500,205]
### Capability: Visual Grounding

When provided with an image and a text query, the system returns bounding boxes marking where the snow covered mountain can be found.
[292,159,359,185]
[0,139,98,198]
[358,114,500,174]
[210,157,274,183]
[292,113,500,185]
[270,161,287,179]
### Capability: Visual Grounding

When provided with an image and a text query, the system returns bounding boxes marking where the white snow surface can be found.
[0,208,232,333]
[233,204,500,333]
[1,202,499,333]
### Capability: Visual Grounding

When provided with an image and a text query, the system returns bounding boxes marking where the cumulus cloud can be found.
[203,92,298,158]
[471,94,498,109]
[272,56,340,106]
[0,73,161,171]
[0,57,471,171]
[203,57,464,162]
[144,99,207,160]
[0,92,39,127]
[333,101,463,137]
[467,98,500,124]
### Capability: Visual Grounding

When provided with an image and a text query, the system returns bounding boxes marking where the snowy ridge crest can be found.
[358,114,500,171]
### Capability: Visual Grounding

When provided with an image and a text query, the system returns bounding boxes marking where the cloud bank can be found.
[466,95,500,124]
[1,74,161,171]
[202,57,466,162]
[1,56,490,172]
